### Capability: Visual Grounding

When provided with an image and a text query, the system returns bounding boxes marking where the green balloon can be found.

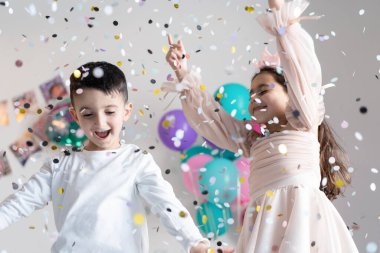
[181,146,213,163]
[46,99,87,147]
[196,202,233,238]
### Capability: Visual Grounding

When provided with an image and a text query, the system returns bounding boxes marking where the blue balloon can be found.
[213,83,250,120]
[196,202,233,238]
[198,158,238,204]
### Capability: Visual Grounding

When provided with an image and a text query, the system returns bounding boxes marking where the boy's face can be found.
[69,88,131,151]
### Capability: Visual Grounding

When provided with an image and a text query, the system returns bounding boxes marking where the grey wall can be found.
[0,0,379,252]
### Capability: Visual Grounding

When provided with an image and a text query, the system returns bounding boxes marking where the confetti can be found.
[245,6,255,13]
[133,213,145,225]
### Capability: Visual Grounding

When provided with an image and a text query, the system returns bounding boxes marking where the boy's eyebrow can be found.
[79,105,118,112]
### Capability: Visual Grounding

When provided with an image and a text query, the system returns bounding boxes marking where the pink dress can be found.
[162,0,359,252]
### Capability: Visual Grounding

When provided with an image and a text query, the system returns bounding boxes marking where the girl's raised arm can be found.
[258,0,325,131]
[162,35,258,157]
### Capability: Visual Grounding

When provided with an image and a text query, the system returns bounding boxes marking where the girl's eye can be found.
[258,90,268,96]
[83,114,92,117]
[106,111,115,115]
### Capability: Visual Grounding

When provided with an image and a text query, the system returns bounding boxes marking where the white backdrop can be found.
[0,0,379,252]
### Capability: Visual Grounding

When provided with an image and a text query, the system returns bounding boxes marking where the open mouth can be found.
[94,130,111,139]
[254,106,267,112]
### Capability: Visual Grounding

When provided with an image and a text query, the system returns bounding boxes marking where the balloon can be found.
[158,109,197,152]
[213,83,250,120]
[46,98,87,147]
[198,158,238,204]
[182,154,214,198]
[203,137,219,150]
[196,202,233,238]
[181,145,213,163]
[202,138,240,161]
[234,157,251,206]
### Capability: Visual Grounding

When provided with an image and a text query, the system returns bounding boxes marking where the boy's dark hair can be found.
[69,61,128,107]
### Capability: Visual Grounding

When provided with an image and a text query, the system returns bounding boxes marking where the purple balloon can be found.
[203,137,219,149]
[158,109,198,152]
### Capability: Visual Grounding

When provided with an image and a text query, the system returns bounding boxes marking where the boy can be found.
[0,62,233,253]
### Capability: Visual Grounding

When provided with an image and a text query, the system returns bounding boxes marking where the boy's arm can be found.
[258,0,325,131]
[136,153,210,253]
[0,158,53,230]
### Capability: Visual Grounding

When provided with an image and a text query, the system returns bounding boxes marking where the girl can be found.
[162,0,359,252]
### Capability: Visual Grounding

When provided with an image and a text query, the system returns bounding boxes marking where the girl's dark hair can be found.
[69,61,128,107]
[252,66,351,200]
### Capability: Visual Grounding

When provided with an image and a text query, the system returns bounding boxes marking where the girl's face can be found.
[69,88,131,151]
[248,72,289,125]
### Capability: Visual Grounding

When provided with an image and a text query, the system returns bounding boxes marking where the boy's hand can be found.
[190,242,235,253]
[166,34,188,82]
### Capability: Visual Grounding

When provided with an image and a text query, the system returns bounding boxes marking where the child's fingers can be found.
[178,39,186,53]
[167,34,174,45]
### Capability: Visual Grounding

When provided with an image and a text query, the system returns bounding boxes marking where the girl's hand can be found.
[190,242,235,253]
[166,34,188,82]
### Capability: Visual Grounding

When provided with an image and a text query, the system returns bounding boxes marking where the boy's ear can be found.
[69,107,79,123]
[123,103,133,121]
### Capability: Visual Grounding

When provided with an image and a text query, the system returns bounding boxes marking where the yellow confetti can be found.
[216,93,223,99]
[58,187,64,195]
[133,213,145,225]
[239,177,246,183]
[179,211,187,218]
[256,205,261,212]
[51,145,58,150]
[179,153,186,160]
[207,249,215,253]
[114,34,120,40]
[200,84,206,91]
[231,46,236,54]
[37,108,42,114]
[138,109,144,116]
[117,61,123,67]
[245,6,255,13]
[266,190,274,197]
[162,119,170,128]
[142,68,146,75]
[335,179,345,188]
[266,205,272,211]
[162,46,168,54]
[73,69,81,78]
[19,108,26,114]
[174,3,179,8]
[58,205,63,209]
[202,215,208,224]
[153,88,161,96]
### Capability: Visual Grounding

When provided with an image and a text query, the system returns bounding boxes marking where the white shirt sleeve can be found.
[136,153,210,253]
[0,158,53,230]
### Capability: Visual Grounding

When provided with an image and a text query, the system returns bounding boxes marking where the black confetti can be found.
[164,23,169,28]
[24,103,30,109]
[53,158,60,164]
[26,140,34,147]
[359,106,367,114]
[147,49,153,54]
[12,182,19,190]
[113,20,118,26]
[165,169,170,174]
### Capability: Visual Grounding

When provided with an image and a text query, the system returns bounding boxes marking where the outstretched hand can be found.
[166,34,188,82]
[190,242,235,253]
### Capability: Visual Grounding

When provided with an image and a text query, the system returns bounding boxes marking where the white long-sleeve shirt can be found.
[0,143,208,253]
